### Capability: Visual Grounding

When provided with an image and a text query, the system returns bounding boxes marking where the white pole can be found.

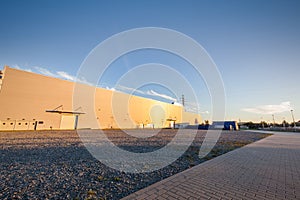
[291,110,296,131]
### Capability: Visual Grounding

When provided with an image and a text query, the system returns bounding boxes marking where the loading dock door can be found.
[60,115,75,130]
[46,107,85,130]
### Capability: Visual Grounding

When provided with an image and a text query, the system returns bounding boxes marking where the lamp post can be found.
[272,114,275,127]
[291,109,296,131]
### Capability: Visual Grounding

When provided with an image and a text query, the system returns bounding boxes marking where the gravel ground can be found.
[0,129,271,200]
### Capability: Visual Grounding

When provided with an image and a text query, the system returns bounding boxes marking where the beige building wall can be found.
[94,88,185,129]
[0,66,201,130]
[182,112,201,125]
[0,66,74,130]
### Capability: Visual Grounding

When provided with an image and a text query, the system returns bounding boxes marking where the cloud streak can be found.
[242,101,293,114]
[146,90,177,102]
[115,85,178,102]
[13,65,32,73]
[35,67,57,77]
[184,101,208,114]
[12,65,91,84]
[56,71,76,81]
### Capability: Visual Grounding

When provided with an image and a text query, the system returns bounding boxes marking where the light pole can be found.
[291,109,296,130]
[272,114,275,127]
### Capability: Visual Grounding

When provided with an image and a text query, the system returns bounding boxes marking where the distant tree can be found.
[244,121,260,129]
[261,121,268,128]
[282,120,289,127]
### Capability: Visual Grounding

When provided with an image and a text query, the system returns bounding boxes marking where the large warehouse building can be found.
[0,66,201,130]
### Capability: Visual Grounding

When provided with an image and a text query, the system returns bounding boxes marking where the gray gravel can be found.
[0,130,271,200]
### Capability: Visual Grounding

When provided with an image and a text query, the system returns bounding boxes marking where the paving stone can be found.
[122,131,300,200]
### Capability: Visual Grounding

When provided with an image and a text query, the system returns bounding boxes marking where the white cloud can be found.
[200,110,209,114]
[105,86,116,91]
[116,85,146,95]
[146,90,177,102]
[116,86,178,102]
[185,106,208,114]
[183,101,208,114]
[35,66,57,77]
[12,65,32,72]
[12,65,92,85]
[242,101,293,115]
[57,71,76,81]
[74,76,93,85]
[55,70,91,85]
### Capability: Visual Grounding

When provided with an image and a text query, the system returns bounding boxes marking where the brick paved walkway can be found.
[122,131,300,199]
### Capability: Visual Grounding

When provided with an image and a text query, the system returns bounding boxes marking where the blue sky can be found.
[1,0,300,123]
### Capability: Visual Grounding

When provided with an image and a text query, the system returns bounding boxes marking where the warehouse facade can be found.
[0,66,201,130]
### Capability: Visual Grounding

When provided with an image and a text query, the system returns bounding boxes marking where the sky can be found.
[0,0,300,123]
